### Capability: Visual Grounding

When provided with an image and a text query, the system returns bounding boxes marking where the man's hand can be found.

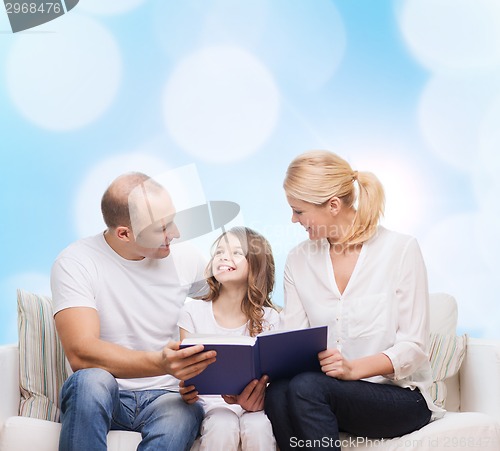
[160,341,216,380]
[318,348,355,380]
[222,375,268,412]
[179,380,199,404]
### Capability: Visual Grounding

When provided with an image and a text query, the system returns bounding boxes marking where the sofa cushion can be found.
[17,289,70,422]
[428,332,467,409]
[339,412,500,450]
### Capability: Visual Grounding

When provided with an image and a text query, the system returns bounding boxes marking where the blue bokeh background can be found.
[1,0,500,344]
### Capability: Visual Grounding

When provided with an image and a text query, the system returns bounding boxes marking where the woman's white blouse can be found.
[282,226,443,417]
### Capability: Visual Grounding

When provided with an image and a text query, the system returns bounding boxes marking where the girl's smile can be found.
[212,233,249,285]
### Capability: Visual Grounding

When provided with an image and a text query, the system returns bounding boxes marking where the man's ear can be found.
[115,226,131,242]
[329,197,342,215]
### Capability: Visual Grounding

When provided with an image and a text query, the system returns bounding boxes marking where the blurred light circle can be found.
[470,167,500,274]
[163,45,280,163]
[421,214,489,288]
[153,0,270,61]
[6,14,121,131]
[399,0,500,71]
[152,0,345,91]
[351,153,428,235]
[258,0,346,91]
[418,74,500,172]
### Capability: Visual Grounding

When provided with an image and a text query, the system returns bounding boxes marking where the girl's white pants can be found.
[197,396,276,451]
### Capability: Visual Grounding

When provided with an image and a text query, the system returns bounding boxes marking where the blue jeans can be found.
[59,368,203,451]
[265,372,431,451]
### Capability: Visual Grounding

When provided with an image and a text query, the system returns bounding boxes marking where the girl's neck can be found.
[211,285,248,329]
[216,284,246,310]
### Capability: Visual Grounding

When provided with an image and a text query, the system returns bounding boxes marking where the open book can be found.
[180,325,328,395]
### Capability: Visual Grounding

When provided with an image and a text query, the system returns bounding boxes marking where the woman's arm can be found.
[382,237,430,380]
[319,349,393,380]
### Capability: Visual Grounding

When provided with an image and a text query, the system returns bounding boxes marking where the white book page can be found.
[182,334,256,345]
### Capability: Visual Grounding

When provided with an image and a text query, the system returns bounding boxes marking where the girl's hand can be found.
[318,348,356,380]
[179,380,199,404]
[222,375,268,412]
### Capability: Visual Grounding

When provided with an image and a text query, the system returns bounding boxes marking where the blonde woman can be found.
[265,151,443,451]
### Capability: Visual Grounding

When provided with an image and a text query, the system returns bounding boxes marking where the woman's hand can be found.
[319,349,394,381]
[179,380,199,404]
[222,375,268,411]
[318,348,356,380]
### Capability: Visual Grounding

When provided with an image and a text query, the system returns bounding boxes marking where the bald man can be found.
[51,172,216,451]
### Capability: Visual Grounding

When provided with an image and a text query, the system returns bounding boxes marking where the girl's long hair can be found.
[203,226,277,337]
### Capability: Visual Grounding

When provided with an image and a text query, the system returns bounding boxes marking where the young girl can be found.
[177,226,279,451]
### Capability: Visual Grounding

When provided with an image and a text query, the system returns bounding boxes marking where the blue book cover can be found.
[181,326,328,395]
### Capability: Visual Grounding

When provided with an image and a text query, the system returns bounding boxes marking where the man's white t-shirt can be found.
[51,233,207,391]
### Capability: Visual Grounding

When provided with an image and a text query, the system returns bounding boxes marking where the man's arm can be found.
[55,307,216,380]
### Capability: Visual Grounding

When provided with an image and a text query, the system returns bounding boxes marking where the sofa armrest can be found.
[460,337,500,421]
[0,345,20,426]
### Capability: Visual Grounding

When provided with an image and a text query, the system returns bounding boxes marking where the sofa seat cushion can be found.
[1,416,211,451]
[339,412,500,450]
[1,416,141,451]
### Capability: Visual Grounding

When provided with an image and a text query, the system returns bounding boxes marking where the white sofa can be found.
[1,293,500,450]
